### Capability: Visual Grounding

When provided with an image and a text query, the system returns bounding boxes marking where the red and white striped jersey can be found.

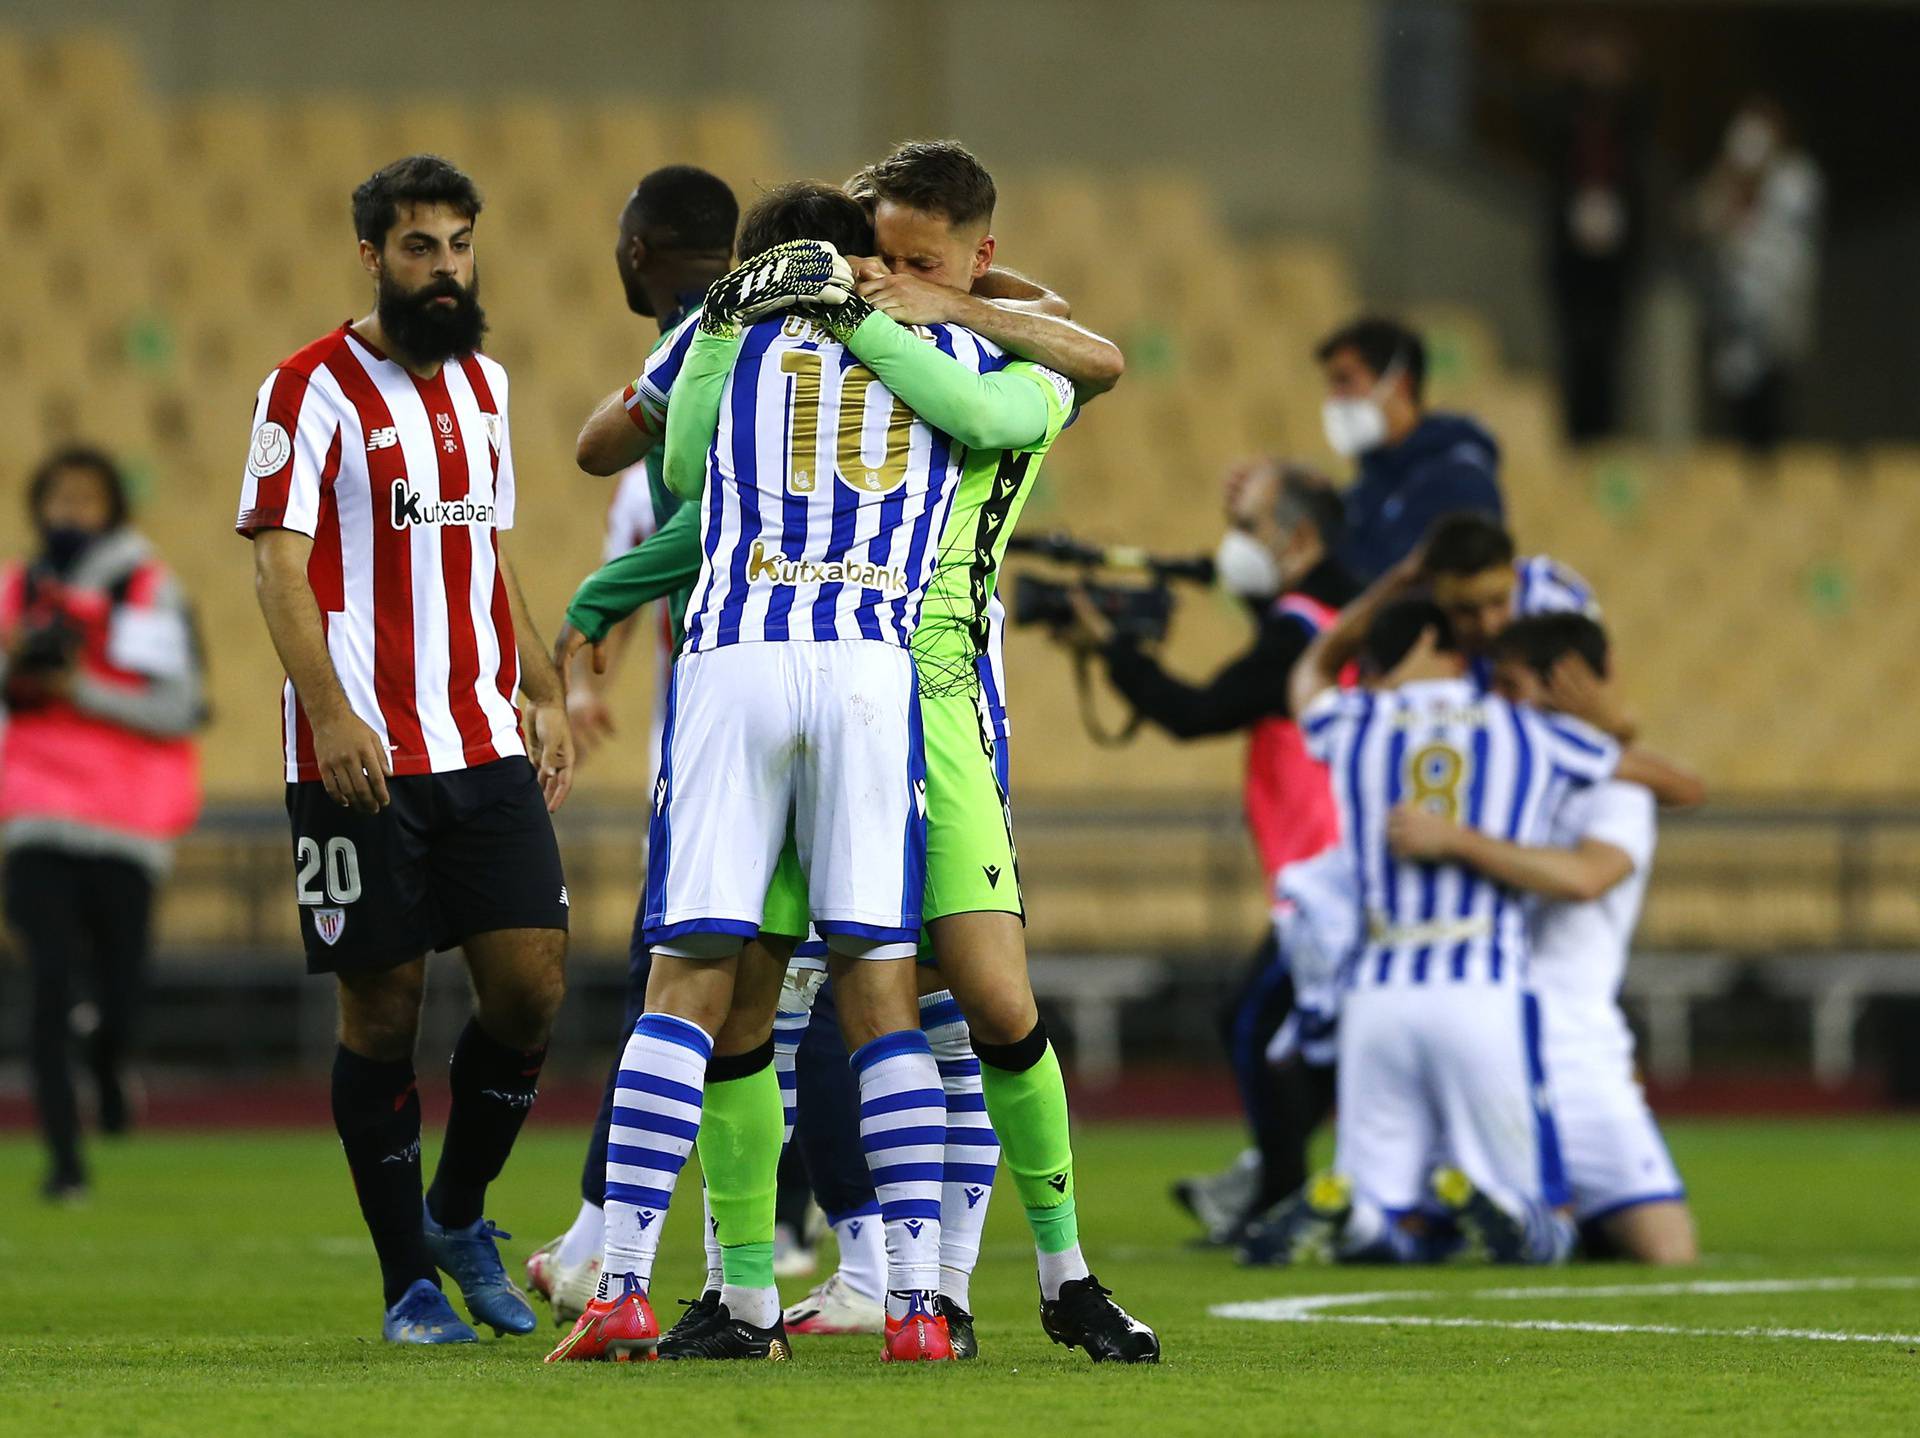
[236,322,523,783]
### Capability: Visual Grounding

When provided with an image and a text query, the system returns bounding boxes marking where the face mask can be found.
[1321,397,1387,458]
[39,526,96,573]
[1214,529,1283,601]
[1321,356,1402,458]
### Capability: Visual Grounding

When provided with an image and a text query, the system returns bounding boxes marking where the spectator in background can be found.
[0,447,206,1203]
[1541,29,1650,443]
[1693,97,1824,452]
[1053,462,1359,1241]
[1315,317,1504,582]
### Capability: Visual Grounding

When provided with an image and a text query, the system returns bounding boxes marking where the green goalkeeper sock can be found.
[975,1026,1079,1253]
[696,1043,783,1304]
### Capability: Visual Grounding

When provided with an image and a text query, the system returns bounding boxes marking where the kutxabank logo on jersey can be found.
[745,539,908,594]
[390,480,496,530]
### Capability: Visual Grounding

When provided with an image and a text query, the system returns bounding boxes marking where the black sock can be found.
[426,1020,546,1231]
[332,1046,435,1307]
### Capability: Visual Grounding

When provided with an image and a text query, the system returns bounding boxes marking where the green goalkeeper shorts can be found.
[753,686,1020,941]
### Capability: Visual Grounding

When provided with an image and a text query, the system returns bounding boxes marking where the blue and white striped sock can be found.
[774,1002,811,1147]
[921,990,997,1312]
[600,1012,712,1298]
[852,1029,944,1318]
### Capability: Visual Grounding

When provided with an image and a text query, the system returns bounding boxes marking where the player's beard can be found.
[377,267,488,366]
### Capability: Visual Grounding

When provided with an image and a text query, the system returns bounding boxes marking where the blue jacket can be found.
[1336,413,1504,582]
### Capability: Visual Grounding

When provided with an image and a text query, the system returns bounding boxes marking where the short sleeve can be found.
[236,368,340,538]
[1577,781,1656,872]
[1530,708,1620,787]
[625,311,702,435]
[1300,688,1372,764]
[1003,360,1075,450]
[489,365,516,531]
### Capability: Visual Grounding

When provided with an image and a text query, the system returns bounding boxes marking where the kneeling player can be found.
[1271,588,1699,1265]
[1389,613,1699,1264]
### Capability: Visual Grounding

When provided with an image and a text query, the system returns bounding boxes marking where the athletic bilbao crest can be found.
[314,907,346,946]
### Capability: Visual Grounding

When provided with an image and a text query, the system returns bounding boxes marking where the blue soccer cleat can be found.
[422,1205,539,1336]
[383,1278,479,1344]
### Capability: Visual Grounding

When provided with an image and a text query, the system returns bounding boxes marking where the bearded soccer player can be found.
[238,155,575,1345]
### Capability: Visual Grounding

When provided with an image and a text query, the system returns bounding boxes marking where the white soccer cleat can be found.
[772,1221,816,1280]
[782,1271,885,1335]
[550,1255,603,1325]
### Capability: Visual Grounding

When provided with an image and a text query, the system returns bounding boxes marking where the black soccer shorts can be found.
[284,755,568,975]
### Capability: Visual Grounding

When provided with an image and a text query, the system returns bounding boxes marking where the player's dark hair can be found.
[1491,612,1612,681]
[27,444,130,531]
[863,139,996,228]
[1273,465,1346,553]
[1361,598,1457,676]
[627,164,738,251]
[352,154,483,249]
[737,182,874,261]
[1422,512,1516,576]
[1314,316,1427,401]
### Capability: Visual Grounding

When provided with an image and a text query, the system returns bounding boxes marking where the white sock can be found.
[701,1185,724,1295]
[1037,1243,1091,1302]
[921,990,996,1302]
[831,1203,885,1302]
[1339,1193,1386,1257]
[556,1197,604,1270]
[600,1012,713,1296]
[851,1031,944,1303]
[721,1281,780,1329]
[940,1264,971,1311]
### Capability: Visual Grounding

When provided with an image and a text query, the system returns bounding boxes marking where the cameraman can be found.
[1055,461,1357,1239]
[1,447,205,1202]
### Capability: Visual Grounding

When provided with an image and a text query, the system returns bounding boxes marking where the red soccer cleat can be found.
[544,1281,660,1363]
[881,1293,955,1362]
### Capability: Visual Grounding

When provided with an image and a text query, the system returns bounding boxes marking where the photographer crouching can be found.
[1046,461,1357,1241]
[1,447,206,1202]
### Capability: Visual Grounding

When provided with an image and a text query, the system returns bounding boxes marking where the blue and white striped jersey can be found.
[1301,677,1619,988]
[1514,554,1599,619]
[1468,553,1600,690]
[681,315,1011,653]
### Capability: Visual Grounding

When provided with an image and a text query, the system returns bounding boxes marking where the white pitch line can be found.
[1211,1275,1920,1345]
[1227,1312,1920,1346]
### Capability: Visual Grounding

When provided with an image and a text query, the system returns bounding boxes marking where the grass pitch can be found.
[2,1117,1916,1437]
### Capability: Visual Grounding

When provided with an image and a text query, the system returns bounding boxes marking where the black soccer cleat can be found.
[661,1290,722,1347]
[1039,1275,1160,1364]
[935,1295,978,1360]
[656,1301,791,1361]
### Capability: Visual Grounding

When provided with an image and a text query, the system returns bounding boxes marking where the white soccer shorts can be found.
[1537,995,1685,1222]
[643,641,926,954]
[1334,983,1566,1216]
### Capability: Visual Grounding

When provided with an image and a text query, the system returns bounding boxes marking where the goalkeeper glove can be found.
[703,240,857,329]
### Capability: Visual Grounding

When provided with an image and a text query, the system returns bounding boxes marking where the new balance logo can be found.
[983,864,1002,889]
[380,1140,421,1165]
[480,1087,538,1109]
[964,1186,985,1209]
[1047,1172,1069,1194]
[903,1219,925,1239]
[558,886,570,908]
[637,1211,657,1230]
[366,425,400,451]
